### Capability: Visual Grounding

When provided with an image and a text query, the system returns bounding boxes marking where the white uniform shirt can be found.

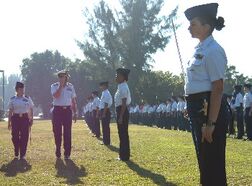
[134,105,140,113]
[234,93,243,108]
[51,82,76,106]
[8,95,34,114]
[156,103,165,113]
[114,82,131,107]
[171,102,178,112]
[185,35,227,95]
[91,97,100,111]
[87,102,93,112]
[177,101,186,112]
[166,103,171,113]
[99,89,113,110]
[243,92,252,108]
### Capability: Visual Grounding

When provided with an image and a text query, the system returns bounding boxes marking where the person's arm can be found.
[118,98,127,124]
[203,79,223,143]
[72,97,77,123]
[102,103,109,118]
[8,108,13,130]
[53,85,63,98]
[208,79,224,123]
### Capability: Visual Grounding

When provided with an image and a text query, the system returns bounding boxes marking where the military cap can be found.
[184,3,218,21]
[57,70,70,78]
[15,82,24,89]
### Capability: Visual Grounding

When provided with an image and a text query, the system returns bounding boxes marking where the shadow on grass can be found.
[105,144,119,153]
[126,160,177,186]
[0,158,32,177]
[55,158,87,185]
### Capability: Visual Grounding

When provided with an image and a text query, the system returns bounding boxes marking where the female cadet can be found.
[8,82,34,159]
[51,70,77,160]
[114,68,131,161]
[184,3,228,186]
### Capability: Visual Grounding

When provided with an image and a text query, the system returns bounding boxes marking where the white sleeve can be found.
[71,85,77,98]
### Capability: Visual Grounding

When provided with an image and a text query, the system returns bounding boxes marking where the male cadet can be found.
[99,81,113,145]
[51,70,77,159]
[243,84,252,140]
[232,85,244,139]
[91,91,101,138]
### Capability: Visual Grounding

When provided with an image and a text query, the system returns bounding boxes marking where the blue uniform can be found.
[185,35,228,186]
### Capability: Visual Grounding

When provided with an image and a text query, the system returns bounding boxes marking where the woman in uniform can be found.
[184,3,228,186]
[114,68,131,161]
[8,82,34,160]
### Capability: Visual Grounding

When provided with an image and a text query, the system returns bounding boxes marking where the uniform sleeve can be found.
[120,86,128,99]
[51,84,57,96]
[29,97,34,108]
[71,85,77,98]
[102,92,110,104]
[8,100,13,110]
[205,48,227,82]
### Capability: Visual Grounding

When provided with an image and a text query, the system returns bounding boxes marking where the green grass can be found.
[0,120,252,186]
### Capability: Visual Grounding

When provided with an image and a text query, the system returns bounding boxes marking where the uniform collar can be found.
[196,35,214,50]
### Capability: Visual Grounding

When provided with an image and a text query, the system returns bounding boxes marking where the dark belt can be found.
[54,106,71,109]
[185,91,211,102]
[13,113,28,118]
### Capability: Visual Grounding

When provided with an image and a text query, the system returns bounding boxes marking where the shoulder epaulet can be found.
[10,96,16,99]
[67,82,73,87]
[53,82,59,86]
[25,95,29,98]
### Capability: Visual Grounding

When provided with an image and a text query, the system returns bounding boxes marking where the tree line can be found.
[1,0,251,118]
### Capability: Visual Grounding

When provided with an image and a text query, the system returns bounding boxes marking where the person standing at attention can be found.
[184,3,228,186]
[114,68,131,161]
[99,81,113,145]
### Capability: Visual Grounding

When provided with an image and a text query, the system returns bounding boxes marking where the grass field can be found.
[0,120,252,186]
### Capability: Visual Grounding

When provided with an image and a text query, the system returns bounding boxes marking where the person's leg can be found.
[20,117,30,158]
[52,108,63,158]
[102,110,111,145]
[63,108,72,158]
[11,116,20,157]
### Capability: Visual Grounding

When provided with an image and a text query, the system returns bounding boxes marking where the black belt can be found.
[54,106,71,109]
[185,91,211,102]
[13,113,28,118]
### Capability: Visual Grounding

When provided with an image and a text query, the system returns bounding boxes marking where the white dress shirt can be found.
[114,82,131,107]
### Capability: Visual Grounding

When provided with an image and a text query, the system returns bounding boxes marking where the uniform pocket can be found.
[189,59,208,81]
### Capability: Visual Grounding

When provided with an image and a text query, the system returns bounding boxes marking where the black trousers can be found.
[92,110,101,138]
[11,114,30,157]
[187,93,228,186]
[245,107,252,140]
[52,106,72,157]
[236,107,244,138]
[101,109,111,145]
[116,106,130,160]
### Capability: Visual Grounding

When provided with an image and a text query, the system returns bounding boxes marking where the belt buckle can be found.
[19,113,23,117]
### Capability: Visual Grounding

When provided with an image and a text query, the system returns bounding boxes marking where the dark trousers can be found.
[228,112,235,135]
[245,107,252,140]
[236,107,244,138]
[52,106,72,157]
[116,106,130,160]
[92,110,101,137]
[101,109,111,145]
[11,114,30,157]
[187,94,228,186]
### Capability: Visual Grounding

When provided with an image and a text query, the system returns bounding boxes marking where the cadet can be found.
[8,82,34,160]
[99,81,113,145]
[171,97,178,130]
[114,68,131,161]
[91,91,101,138]
[184,3,228,185]
[243,84,252,140]
[232,85,244,139]
[51,70,77,159]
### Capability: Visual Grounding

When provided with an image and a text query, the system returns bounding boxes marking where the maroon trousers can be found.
[52,106,72,158]
[11,114,30,157]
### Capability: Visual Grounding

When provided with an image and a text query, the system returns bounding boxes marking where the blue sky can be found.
[0,0,251,77]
